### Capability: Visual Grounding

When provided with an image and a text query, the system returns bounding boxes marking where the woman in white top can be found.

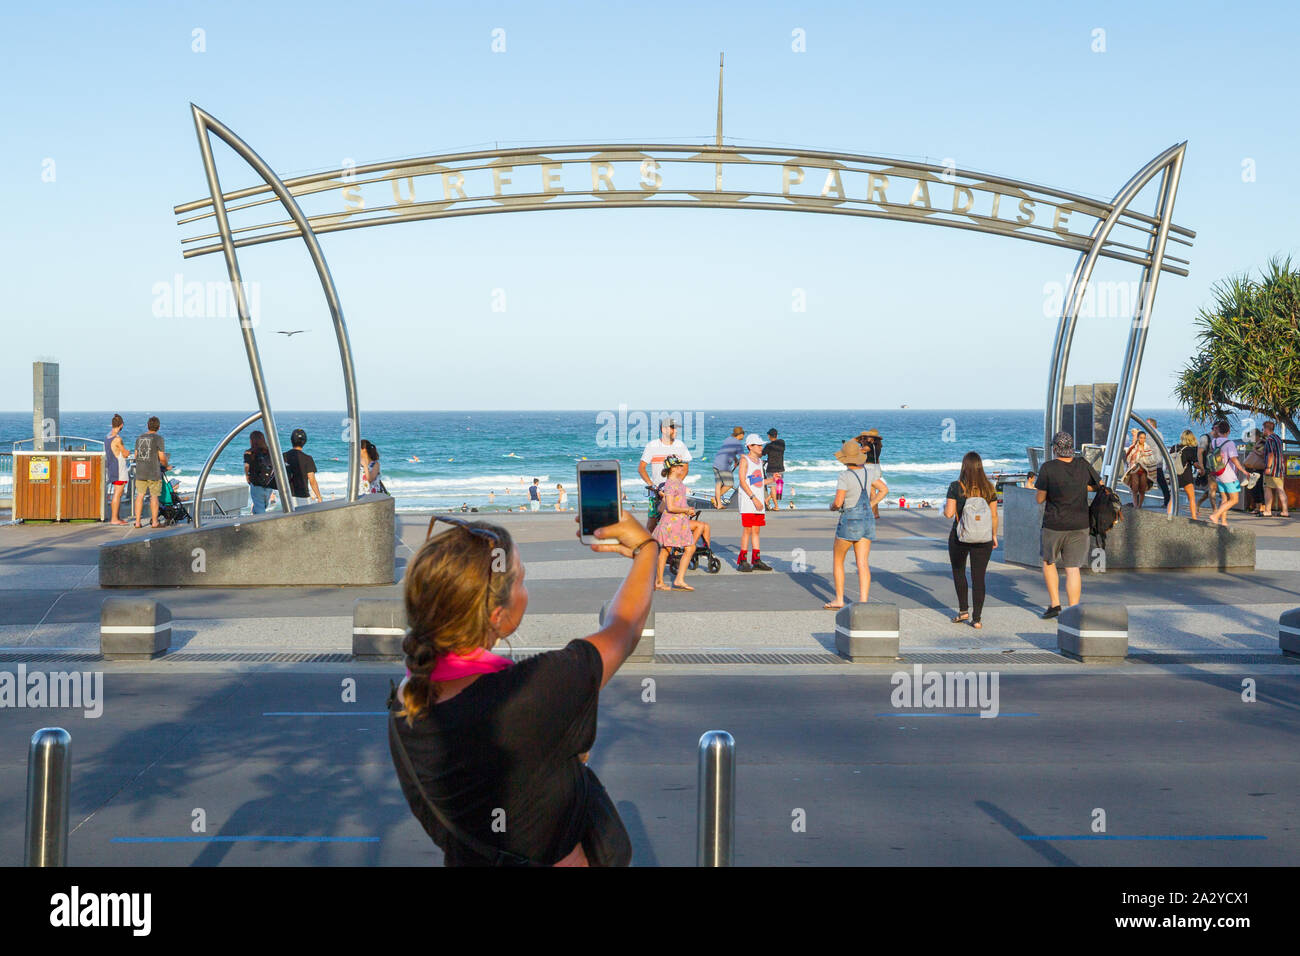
[555,484,568,511]
[360,440,384,494]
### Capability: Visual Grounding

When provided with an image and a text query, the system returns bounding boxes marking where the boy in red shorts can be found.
[737,434,772,571]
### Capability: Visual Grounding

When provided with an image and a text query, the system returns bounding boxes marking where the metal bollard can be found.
[25,728,71,867]
[696,730,735,866]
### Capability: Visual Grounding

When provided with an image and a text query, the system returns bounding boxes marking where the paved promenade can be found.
[0,509,1297,865]
[1,509,1297,657]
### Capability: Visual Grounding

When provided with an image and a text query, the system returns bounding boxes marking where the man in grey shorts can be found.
[1035,430,1101,619]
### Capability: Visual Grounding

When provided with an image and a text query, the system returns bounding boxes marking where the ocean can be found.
[0,408,1229,512]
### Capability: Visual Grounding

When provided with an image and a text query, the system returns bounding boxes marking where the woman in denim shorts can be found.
[825,440,888,609]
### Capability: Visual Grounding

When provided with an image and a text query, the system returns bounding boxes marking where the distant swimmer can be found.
[408,456,421,463]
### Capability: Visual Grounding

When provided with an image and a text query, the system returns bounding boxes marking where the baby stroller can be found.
[665,506,722,576]
[646,485,722,575]
[157,470,191,526]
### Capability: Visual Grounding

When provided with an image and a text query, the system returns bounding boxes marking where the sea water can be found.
[0,408,1230,512]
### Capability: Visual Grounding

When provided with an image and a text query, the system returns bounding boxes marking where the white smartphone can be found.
[577,460,622,545]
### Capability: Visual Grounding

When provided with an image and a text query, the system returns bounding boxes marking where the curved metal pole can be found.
[1101,148,1186,486]
[192,113,293,515]
[191,104,361,503]
[1120,412,1180,518]
[1043,143,1188,458]
[192,412,262,530]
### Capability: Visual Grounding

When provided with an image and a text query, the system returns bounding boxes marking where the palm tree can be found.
[1175,256,1300,441]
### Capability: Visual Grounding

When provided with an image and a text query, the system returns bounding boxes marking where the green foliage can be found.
[1174,256,1300,439]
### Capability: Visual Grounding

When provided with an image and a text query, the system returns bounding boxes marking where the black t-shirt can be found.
[1175,445,1197,486]
[1036,456,1101,531]
[284,449,316,499]
[762,439,786,474]
[390,639,603,866]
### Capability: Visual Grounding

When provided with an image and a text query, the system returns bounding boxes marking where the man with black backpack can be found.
[1035,431,1101,619]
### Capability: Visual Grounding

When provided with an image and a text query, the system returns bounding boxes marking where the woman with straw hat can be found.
[824,439,888,609]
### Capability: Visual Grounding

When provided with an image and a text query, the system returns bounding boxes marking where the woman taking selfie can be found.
[388,510,657,866]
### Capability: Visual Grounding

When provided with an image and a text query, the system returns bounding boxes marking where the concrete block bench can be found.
[353,599,406,661]
[1057,605,1128,662]
[1280,608,1300,659]
[599,600,654,662]
[834,603,899,662]
[100,598,171,660]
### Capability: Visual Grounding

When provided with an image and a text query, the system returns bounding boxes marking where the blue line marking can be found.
[113,836,380,844]
[1020,835,1265,841]
[261,712,388,716]
[874,712,1039,717]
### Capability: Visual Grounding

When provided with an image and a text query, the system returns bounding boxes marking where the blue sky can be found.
[2,0,1296,412]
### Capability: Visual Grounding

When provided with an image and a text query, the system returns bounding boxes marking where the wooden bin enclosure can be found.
[13,451,104,521]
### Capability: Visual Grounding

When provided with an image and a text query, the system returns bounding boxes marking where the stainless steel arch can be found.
[189,105,361,506]
[192,411,262,530]
[177,116,1192,503]
[1043,143,1187,483]
[174,143,1193,277]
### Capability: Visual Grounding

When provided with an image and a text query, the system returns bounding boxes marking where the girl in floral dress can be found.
[651,456,697,591]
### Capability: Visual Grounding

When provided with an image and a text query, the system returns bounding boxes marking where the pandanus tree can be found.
[1175,256,1300,441]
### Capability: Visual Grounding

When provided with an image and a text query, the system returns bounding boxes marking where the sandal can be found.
[654,583,671,591]
[823,602,846,610]
[971,621,983,629]
[951,612,970,623]
[672,583,695,591]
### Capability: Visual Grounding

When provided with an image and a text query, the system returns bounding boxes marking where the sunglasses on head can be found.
[426,516,505,615]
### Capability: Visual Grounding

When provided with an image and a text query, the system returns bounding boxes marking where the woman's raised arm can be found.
[582,512,659,688]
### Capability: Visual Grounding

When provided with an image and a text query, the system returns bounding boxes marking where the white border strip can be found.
[1280,624,1300,637]
[353,626,405,636]
[101,623,170,634]
[836,624,900,638]
[1058,624,1128,639]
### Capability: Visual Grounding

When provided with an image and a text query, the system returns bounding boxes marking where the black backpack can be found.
[1089,484,1123,549]
[251,450,276,488]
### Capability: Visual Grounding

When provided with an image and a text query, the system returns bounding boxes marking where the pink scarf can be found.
[416,647,514,682]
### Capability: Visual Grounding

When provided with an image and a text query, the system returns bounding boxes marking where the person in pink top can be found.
[650,456,697,591]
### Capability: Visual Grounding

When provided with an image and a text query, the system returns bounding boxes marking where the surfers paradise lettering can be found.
[179,142,1189,280]
[312,154,1105,243]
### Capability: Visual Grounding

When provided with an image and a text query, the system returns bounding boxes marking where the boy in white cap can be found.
[737,434,771,571]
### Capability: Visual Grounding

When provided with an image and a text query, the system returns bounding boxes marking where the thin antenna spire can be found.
[715,53,724,147]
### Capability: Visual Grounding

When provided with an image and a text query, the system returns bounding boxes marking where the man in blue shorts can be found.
[1207,420,1245,526]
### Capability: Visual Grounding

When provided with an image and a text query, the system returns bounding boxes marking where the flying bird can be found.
[275,329,310,337]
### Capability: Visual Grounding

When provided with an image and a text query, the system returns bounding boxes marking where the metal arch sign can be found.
[176,101,1193,514]
[175,145,1193,278]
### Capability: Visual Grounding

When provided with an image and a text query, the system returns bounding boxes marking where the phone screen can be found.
[579,468,621,537]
